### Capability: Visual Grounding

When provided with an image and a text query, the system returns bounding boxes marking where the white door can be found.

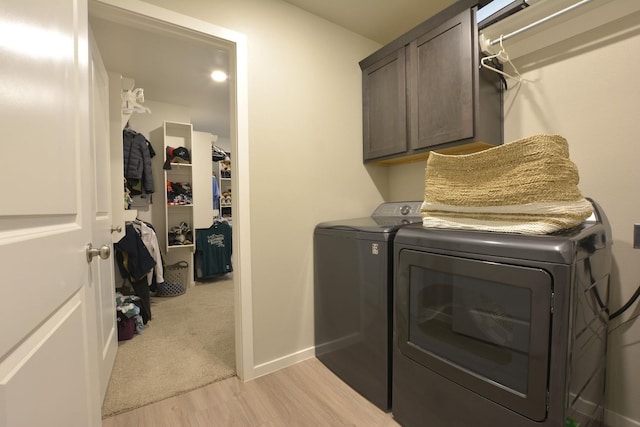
[0,1,102,426]
[89,29,118,401]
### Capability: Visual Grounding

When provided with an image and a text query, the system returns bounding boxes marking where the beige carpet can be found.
[102,278,236,418]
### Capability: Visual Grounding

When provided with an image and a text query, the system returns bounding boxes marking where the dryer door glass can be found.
[408,266,533,393]
[396,249,552,421]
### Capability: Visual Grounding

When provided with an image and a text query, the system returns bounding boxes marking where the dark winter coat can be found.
[123,128,154,193]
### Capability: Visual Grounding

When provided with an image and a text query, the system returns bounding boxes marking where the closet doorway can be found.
[89,0,252,416]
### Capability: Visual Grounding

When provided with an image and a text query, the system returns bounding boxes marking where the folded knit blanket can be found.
[421,134,593,234]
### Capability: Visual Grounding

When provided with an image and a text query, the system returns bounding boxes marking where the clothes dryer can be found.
[392,199,612,427]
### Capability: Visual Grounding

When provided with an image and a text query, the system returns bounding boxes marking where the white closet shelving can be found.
[149,123,214,289]
[162,121,195,252]
[214,155,232,220]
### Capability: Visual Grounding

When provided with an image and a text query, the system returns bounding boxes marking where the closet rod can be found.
[489,0,593,46]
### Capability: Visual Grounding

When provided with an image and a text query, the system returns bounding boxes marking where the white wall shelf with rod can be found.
[479,0,640,60]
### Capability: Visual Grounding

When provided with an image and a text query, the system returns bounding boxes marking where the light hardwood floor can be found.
[102,357,400,426]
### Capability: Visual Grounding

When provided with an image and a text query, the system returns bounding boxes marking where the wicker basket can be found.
[421,134,593,234]
[157,261,188,297]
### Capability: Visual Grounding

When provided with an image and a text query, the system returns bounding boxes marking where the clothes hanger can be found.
[122,88,152,114]
[480,35,527,85]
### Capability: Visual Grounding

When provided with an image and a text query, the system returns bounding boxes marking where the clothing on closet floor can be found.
[123,128,155,194]
[195,220,233,279]
[115,292,144,336]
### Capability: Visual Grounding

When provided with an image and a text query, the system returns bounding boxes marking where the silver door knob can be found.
[86,243,111,262]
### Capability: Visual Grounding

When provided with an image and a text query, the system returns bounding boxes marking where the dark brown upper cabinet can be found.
[360,1,503,164]
[362,49,407,160]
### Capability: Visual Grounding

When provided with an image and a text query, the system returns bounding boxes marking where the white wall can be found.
[140,0,388,367]
[388,160,427,203]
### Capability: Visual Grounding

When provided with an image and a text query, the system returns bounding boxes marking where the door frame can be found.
[90,0,254,380]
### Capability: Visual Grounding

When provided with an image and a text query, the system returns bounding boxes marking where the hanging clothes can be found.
[212,175,221,210]
[123,128,155,194]
[131,220,165,286]
[114,223,156,323]
[195,220,233,280]
[115,223,156,281]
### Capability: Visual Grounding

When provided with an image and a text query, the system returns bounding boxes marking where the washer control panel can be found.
[371,201,423,218]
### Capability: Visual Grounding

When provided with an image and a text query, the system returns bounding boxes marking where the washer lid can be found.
[316,216,420,233]
[315,201,423,233]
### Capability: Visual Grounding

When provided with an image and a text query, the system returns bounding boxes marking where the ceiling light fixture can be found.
[210,70,228,82]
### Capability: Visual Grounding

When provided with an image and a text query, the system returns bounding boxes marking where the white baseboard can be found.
[250,346,316,380]
[606,409,640,427]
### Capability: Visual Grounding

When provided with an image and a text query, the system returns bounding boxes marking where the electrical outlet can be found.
[635,224,640,249]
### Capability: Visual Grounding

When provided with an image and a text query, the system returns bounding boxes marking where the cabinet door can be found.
[362,49,407,161]
[409,9,473,150]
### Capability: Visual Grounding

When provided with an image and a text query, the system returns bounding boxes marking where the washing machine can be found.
[313,201,423,411]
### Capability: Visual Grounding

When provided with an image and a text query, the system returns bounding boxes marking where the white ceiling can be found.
[89,0,457,139]
[282,0,456,44]
[89,13,232,138]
